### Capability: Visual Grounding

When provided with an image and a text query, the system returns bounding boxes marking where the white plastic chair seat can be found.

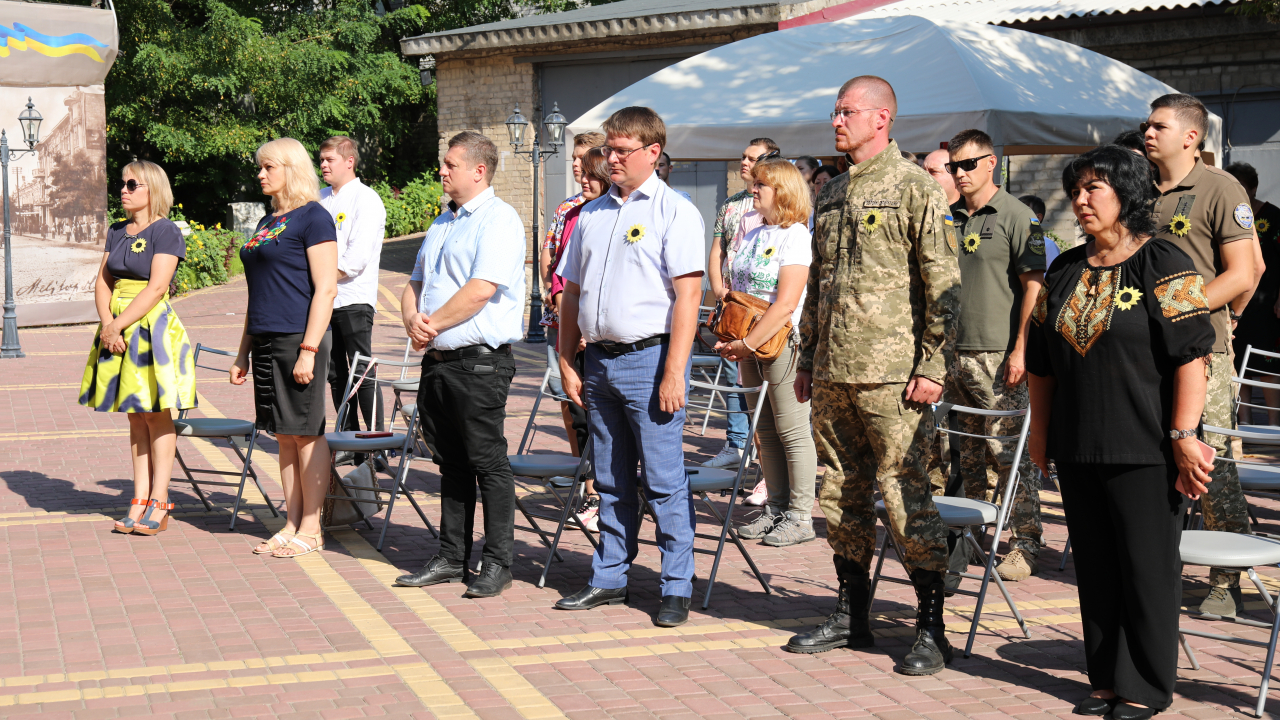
[400,402,416,419]
[509,453,583,478]
[390,379,419,392]
[1239,465,1280,491]
[875,496,998,527]
[325,431,408,452]
[691,354,722,368]
[174,418,254,437]
[686,467,738,493]
[1181,530,1280,568]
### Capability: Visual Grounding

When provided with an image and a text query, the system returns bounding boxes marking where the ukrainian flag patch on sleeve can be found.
[944,214,954,226]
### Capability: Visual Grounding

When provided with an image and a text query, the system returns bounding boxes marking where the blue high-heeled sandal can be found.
[114,498,150,534]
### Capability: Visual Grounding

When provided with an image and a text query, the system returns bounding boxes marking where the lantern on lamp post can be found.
[2,97,41,359]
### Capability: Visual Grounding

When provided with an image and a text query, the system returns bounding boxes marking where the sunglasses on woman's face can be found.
[944,154,993,175]
[121,180,146,193]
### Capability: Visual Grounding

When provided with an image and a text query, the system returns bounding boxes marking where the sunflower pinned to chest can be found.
[624,224,646,245]
[335,212,347,230]
[962,233,981,253]
[1168,214,1191,237]
[129,236,147,254]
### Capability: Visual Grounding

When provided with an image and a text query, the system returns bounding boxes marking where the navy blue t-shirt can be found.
[240,201,336,335]
[105,218,186,281]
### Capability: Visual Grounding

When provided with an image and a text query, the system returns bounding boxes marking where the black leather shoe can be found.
[897,569,954,676]
[463,562,512,598]
[1073,697,1116,716]
[395,555,464,587]
[655,596,691,627]
[1111,703,1154,720]
[555,585,628,610]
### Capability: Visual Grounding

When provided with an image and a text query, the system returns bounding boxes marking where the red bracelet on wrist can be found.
[299,343,319,354]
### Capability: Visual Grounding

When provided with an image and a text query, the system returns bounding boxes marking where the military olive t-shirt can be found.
[1151,158,1254,353]
[951,187,1047,352]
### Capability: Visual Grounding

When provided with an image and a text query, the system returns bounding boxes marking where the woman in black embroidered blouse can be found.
[1026,146,1214,719]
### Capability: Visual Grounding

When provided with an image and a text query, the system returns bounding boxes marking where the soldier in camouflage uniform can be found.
[1146,94,1258,617]
[784,76,962,677]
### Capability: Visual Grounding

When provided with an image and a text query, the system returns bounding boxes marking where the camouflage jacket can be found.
[799,140,961,385]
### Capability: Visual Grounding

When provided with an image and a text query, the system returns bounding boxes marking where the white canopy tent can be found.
[568,15,1222,160]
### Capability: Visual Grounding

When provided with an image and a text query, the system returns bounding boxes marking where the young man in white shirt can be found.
[393,132,526,599]
[555,107,706,627]
[319,136,387,440]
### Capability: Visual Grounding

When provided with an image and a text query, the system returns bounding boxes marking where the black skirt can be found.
[251,330,331,436]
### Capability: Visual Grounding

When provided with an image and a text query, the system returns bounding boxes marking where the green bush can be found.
[372,173,443,238]
[171,223,245,295]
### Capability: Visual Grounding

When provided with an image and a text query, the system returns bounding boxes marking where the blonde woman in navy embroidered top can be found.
[80,160,196,536]
[230,138,339,559]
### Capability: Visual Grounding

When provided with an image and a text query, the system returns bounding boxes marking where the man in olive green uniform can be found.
[946,129,1045,583]
[785,76,962,677]
[1147,93,1258,617]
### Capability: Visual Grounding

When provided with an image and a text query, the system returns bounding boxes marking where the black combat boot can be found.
[785,556,875,653]
[898,568,954,675]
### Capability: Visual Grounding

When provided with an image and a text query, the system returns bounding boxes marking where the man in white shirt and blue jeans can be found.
[556,107,706,627]
[319,136,387,438]
[393,131,526,599]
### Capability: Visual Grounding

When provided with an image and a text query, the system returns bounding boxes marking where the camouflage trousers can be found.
[944,351,1042,557]
[1203,350,1253,588]
[814,381,949,573]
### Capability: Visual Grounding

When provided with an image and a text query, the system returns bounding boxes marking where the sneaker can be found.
[576,495,600,532]
[737,505,781,539]
[703,443,743,468]
[1196,586,1243,618]
[995,548,1038,582]
[763,512,817,547]
[743,479,768,506]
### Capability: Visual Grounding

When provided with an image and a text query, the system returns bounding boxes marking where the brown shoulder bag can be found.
[703,291,791,361]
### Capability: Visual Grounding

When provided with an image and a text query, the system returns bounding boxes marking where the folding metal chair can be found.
[1236,345,1280,439]
[870,402,1032,657]
[324,353,436,551]
[173,344,278,530]
[1179,530,1280,717]
[388,338,421,433]
[506,367,598,583]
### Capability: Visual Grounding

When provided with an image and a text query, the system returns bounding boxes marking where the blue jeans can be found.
[720,358,748,449]
[584,342,695,598]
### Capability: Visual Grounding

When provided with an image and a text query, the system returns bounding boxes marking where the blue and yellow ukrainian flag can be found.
[0,23,110,63]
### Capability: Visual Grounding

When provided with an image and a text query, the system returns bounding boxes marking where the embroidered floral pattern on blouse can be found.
[1057,266,1119,357]
[243,215,289,252]
[1154,270,1210,322]
[1032,284,1049,325]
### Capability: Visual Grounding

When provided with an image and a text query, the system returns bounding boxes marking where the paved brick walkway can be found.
[1,236,1277,719]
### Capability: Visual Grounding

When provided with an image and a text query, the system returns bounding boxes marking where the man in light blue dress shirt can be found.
[555,107,706,627]
[394,131,526,599]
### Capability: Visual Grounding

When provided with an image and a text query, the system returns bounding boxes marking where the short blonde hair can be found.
[255,137,320,211]
[123,160,173,221]
[751,159,811,228]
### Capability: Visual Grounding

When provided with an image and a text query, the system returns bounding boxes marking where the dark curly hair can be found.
[1061,145,1157,239]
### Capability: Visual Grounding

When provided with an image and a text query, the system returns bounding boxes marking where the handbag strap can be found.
[343,359,378,406]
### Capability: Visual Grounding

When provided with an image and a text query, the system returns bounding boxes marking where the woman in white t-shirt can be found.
[716,158,819,547]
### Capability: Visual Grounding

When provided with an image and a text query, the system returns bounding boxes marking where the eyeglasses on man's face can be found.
[121,179,146,193]
[944,154,993,175]
[830,107,880,124]
[604,143,656,161]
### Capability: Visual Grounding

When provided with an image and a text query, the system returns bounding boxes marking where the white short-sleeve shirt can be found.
[320,178,387,309]
[557,172,705,344]
[725,211,811,326]
[410,187,527,350]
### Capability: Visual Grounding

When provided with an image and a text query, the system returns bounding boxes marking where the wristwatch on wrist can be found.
[1230,310,1244,322]
[1169,428,1197,440]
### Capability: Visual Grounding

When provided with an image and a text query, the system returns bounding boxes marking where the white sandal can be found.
[253,532,294,555]
[272,532,324,558]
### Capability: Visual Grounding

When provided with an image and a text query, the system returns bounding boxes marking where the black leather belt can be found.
[592,334,669,357]
[425,343,511,362]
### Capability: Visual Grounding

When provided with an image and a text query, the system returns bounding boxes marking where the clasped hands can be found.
[99,319,127,355]
[404,311,439,351]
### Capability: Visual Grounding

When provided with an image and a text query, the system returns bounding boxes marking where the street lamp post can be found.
[1,97,41,359]
[505,101,567,344]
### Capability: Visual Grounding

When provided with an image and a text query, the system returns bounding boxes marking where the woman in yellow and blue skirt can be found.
[79,160,196,536]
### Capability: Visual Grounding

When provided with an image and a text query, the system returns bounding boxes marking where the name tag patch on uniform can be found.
[1235,203,1256,230]
[863,199,900,208]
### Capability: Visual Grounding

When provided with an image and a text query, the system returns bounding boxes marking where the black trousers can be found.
[416,352,517,567]
[328,304,385,432]
[1058,462,1186,710]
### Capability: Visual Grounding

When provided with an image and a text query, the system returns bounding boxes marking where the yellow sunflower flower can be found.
[1115,286,1143,311]
[336,212,347,228]
[1259,218,1271,235]
[862,210,881,233]
[762,247,776,259]
[130,237,146,254]
[962,233,981,253]
[1169,214,1191,237]
[625,224,646,244]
